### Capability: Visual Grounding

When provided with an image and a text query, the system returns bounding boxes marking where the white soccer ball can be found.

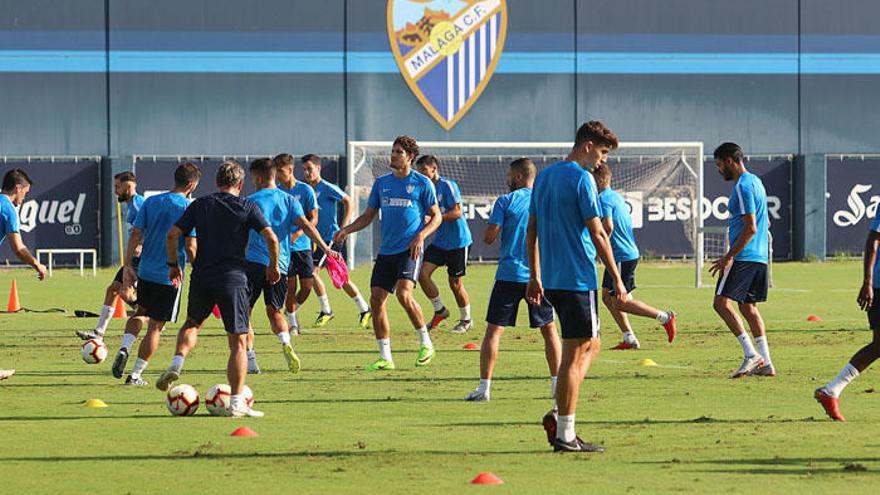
[205,384,231,416]
[166,384,200,416]
[81,339,107,364]
[242,384,255,408]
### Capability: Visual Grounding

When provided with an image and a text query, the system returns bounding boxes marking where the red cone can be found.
[463,343,480,350]
[807,315,822,322]
[230,426,258,437]
[470,472,503,485]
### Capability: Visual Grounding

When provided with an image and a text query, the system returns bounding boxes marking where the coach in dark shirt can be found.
[156,161,279,418]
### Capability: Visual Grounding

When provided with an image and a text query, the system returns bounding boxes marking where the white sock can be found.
[431,296,445,312]
[754,335,772,366]
[623,330,638,344]
[277,331,291,346]
[131,357,148,377]
[826,363,860,398]
[416,325,433,349]
[247,349,257,361]
[460,305,471,321]
[353,294,369,313]
[551,376,558,399]
[737,333,758,357]
[287,311,299,330]
[557,414,576,442]
[477,378,491,394]
[377,338,393,362]
[318,295,332,314]
[170,355,185,372]
[655,311,671,324]
[120,333,137,352]
[95,304,114,335]
[230,394,243,410]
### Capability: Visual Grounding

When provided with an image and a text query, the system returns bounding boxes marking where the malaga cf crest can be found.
[387,0,508,130]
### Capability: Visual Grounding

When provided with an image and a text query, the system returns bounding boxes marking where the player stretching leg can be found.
[77,171,147,344]
[156,162,278,418]
[465,159,560,402]
[275,153,322,334]
[302,154,371,329]
[121,163,200,386]
[243,158,341,374]
[709,143,775,378]
[529,121,626,453]
[415,155,474,333]
[815,214,880,421]
[334,136,442,370]
[591,165,676,350]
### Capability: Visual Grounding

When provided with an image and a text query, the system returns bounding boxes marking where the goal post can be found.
[346,141,706,287]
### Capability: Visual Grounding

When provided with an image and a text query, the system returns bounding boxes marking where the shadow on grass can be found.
[641,456,880,476]
[441,416,823,428]
[0,414,169,421]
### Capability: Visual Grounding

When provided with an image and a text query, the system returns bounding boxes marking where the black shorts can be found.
[371,250,422,293]
[423,244,468,277]
[186,277,250,334]
[869,295,880,331]
[137,279,182,323]
[246,262,288,310]
[486,280,554,328]
[289,250,315,279]
[313,242,344,267]
[715,261,768,304]
[544,289,600,340]
[602,258,638,294]
[113,256,140,284]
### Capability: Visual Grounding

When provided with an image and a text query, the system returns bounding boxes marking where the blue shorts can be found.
[544,289,599,340]
[113,256,140,284]
[602,258,638,294]
[715,261,768,304]
[424,244,468,277]
[869,295,880,331]
[486,280,554,328]
[187,277,250,334]
[246,262,288,310]
[137,279,182,323]
[371,250,422,293]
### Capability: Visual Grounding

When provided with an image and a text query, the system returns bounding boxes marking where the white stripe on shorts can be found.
[716,265,733,296]
[170,283,183,323]
[590,290,599,336]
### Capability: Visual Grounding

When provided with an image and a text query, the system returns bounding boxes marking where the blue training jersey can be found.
[0,194,20,246]
[126,193,145,233]
[727,172,769,264]
[431,177,473,250]
[134,192,192,285]
[872,215,880,289]
[530,161,602,292]
[599,188,640,262]
[245,187,304,275]
[280,181,317,252]
[489,187,532,283]
[368,171,438,256]
[312,180,347,243]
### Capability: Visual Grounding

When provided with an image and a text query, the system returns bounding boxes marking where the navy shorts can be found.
[246,262,288,310]
[186,277,250,334]
[715,261,768,304]
[602,258,638,294]
[544,289,600,340]
[113,256,140,284]
[423,244,468,277]
[313,242,344,267]
[486,280,554,328]
[290,250,315,279]
[869,295,880,331]
[137,279,182,323]
[371,250,422,293]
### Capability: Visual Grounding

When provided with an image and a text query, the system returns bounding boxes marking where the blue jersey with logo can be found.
[529,161,601,291]
[312,180,347,243]
[133,192,192,285]
[280,181,317,252]
[126,193,145,233]
[245,187,304,275]
[431,177,472,250]
[599,188,640,262]
[727,172,769,264]
[367,171,438,255]
[872,215,880,289]
[0,194,20,246]
[489,188,532,283]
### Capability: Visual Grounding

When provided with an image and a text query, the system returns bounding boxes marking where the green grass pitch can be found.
[1,261,878,493]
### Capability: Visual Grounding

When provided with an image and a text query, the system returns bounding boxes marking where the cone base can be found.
[470,472,504,485]
[230,426,258,437]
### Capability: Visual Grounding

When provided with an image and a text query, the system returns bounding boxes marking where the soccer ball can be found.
[242,384,255,407]
[81,339,107,364]
[205,384,231,416]
[166,384,200,416]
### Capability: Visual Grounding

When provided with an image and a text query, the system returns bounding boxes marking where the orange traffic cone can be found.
[112,295,127,318]
[6,279,20,313]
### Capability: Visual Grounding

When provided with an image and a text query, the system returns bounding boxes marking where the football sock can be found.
[230,394,243,410]
[353,294,369,313]
[120,333,137,352]
[277,331,291,346]
[460,304,471,322]
[287,311,299,330]
[754,335,773,366]
[737,332,758,357]
[131,358,148,377]
[246,349,257,362]
[826,363,860,398]
[416,325,433,349]
[550,376,558,399]
[623,330,638,344]
[557,414,576,442]
[477,378,491,394]
[170,355,185,372]
[431,296,445,312]
[95,304,114,335]
[318,295,332,314]
[655,311,671,324]
[377,338,393,362]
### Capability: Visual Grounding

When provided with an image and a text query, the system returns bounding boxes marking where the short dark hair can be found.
[575,121,619,149]
[592,163,612,184]
[415,154,438,170]
[301,154,321,166]
[713,142,745,163]
[273,153,294,169]
[509,158,536,179]
[174,162,201,188]
[114,171,136,183]
[216,161,245,188]
[249,157,276,178]
[393,135,420,159]
[2,168,33,192]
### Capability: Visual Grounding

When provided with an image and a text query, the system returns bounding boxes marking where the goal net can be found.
[347,141,708,287]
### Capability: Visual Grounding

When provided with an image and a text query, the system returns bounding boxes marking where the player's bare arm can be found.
[526,215,543,305]
[710,213,757,277]
[334,206,378,244]
[260,226,281,284]
[441,202,463,222]
[7,232,47,280]
[411,203,442,259]
[165,225,184,286]
[483,224,501,245]
[859,230,880,311]
[587,216,626,304]
[295,215,341,262]
[123,227,144,286]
